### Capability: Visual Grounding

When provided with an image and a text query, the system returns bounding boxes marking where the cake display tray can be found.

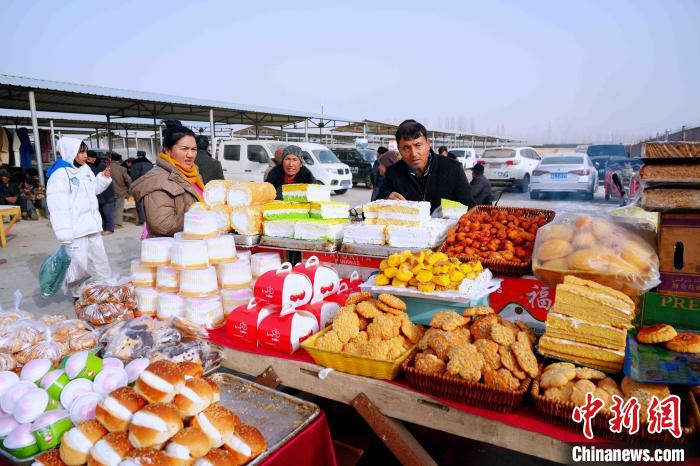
[233,234,261,247]
[260,235,340,252]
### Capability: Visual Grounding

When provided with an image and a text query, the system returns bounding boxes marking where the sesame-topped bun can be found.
[32,448,67,466]
[173,378,216,418]
[178,362,204,380]
[193,449,238,466]
[95,386,147,433]
[87,431,133,466]
[120,448,174,466]
[189,404,240,449]
[134,360,184,404]
[164,427,210,466]
[205,379,220,403]
[60,420,108,466]
[128,403,183,449]
[223,424,267,464]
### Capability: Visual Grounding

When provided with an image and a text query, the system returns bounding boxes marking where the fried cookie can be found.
[597,377,623,399]
[345,292,373,305]
[637,324,677,344]
[484,367,519,391]
[515,321,536,345]
[571,379,597,407]
[512,340,539,378]
[575,367,606,380]
[665,332,700,353]
[463,306,495,317]
[367,314,402,341]
[315,330,343,352]
[543,362,576,373]
[358,315,369,331]
[356,300,382,319]
[418,328,441,350]
[498,346,526,379]
[540,365,576,389]
[414,353,446,375]
[378,294,407,311]
[431,311,468,331]
[594,387,612,411]
[474,338,501,370]
[469,314,498,340]
[332,308,360,343]
[446,345,483,382]
[376,300,405,316]
[497,317,519,334]
[400,319,424,344]
[490,323,516,346]
[515,330,533,349]
[544,381,574,403]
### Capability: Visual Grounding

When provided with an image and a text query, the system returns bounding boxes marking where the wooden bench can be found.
[0,205,21,248]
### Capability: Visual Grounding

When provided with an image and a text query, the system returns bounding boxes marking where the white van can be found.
[449,147,478,170]
[215,139,353,193]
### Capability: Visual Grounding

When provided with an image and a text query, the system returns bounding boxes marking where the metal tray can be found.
[233,234,261,247]
[260,236,340,252]
[340,242,438,257]
[210,372,320,465]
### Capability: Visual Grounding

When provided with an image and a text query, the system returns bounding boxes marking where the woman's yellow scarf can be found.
[160,152,205,199]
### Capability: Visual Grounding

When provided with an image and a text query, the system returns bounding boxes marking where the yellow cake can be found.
[545,312,628,351]
[538,335,625,373]
[551,276,635,329]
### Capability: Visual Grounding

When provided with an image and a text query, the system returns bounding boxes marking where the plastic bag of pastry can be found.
[100,316,181,362]
[0,290,33,324]
[75,302,135,326]
[68,329,100,353]
[50,319,95,344]
[152,339,212,367]
[0,319,47,353]
[79,282,135,305]
[532,213,660,295]
[40,314,68,325]
[0,353,16,371]
[171,316,210,340]
[15,338,67,365]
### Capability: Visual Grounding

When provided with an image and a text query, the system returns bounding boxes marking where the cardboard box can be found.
[658,213,700,297]
[634,292,700,329]
[489,277,554,333]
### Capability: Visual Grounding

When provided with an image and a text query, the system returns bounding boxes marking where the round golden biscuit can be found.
[378,293,407,311]
[571,379,597,406]
[572,232,597,249]
[590,218,614,238]
[573,215,593,230]
[537,239,574,262]
[575,367,606,380]
[543,362,576,373]
[540,366,576,388]
[637,324,677,344]
[539,224,574,243]
[665,332,700,353]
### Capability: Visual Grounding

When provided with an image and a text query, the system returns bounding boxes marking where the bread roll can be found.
[134,360,185,404]
[174,377,216,418]
[128,403,183,449]
[567,248,615,271]
[32,449,66,466]
[95,386,147,432]
[164,427,211,466]
[87,431,133,466]
[571,232,596,249]
[573,215,593,230]
[537,239,573,262]
[590,218,614,239]
[538,224,574,243]
[179,362,204,380]
[120,448,173,466]
[189,403,240,449]
[193,449,238,466]
[223,424,266,464]
[60,420,108,466]
[540,258,569,270]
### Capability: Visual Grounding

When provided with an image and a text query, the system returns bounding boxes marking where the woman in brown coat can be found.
[130,121,204,237]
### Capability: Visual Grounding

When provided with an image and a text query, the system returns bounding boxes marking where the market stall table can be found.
[0,205,20,248]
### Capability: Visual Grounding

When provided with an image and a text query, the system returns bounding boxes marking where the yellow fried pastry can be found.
[332,308,360,343]
[446,344,483,382]
[367,314,402,341]
[414,353,446,374]
[430,311,468,331]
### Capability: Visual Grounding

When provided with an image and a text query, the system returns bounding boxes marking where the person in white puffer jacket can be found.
[46,136,113,296]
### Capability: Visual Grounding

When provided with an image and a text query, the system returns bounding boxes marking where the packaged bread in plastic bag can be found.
[75,302,135,326]
[0,319,47,354]
[532,214,660,295]
[100,317,181,361]
[15,338,67,365]
[80,283,135,305]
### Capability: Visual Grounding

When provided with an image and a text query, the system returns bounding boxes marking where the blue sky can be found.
[1,0,699,143]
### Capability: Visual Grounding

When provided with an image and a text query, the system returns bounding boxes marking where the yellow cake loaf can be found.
[551,276,635,329]
[545,312,628,351]
[538,335,625,373]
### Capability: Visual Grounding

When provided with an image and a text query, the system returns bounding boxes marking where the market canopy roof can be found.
[331,119,518,143]
[0,110,161,132]
[0,74,352,127]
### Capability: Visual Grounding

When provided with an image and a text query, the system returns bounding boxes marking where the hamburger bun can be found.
[87,431,133,466]
[128,403,183,449]
[174,377,216,418]
[189,403,240,449]
[95,386,148,433]
[165,427,211,466]
[60,420,108,466]
[134,360,185,404]
[223,424,266,464]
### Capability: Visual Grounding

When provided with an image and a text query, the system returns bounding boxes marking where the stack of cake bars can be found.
[538,276,635,372]
[262,184,349,241]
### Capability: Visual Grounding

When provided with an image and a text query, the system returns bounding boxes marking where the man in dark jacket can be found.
[88,151,115,234]
[470,163,492,205]
[377,120,475,212]
[194,135,224,185]
[129,151,153,225]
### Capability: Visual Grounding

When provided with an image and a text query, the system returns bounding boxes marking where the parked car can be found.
[481,146,542,192]
[604,158,642,202]
[332,146,374,188]
[586,144,627,158]
[590,156,615,183]
[87,149,125,163]
[215,139,353,193]
[529,153,598,200]
[447,147,478,170]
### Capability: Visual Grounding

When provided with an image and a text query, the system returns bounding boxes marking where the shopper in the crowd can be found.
[130,121,203,237]
[194,135,224,185]
[46,137,113,296]
[438,145,458,160]
[129,151,153,225]
[109,153,132,229]
[371,150,400,201]
[370,146,388,190]
[0,167,29,218]
[264,147,284,180]
[17,169,46,219]
[122,157,135,171]
[377,119,475,212]
[265,145,315,199]
[90,153,115,235]
[470,163,493,205]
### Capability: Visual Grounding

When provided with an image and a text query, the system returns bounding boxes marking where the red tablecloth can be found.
[209,328,595,444]
[262,411,336,466]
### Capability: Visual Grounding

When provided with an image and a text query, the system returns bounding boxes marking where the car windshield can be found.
[359,150,376,162]
[482,149,515,158]
[312,150,341,164]
[587,145,626,157]
[606,158,633,170]
[541,156,584,165]
[451,150,466,157]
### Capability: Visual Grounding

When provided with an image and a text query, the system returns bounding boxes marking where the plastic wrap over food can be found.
[0,319,47,353]
[15,338,66,365]
[80,283,135,305]
[532,214,660,295]
[75,302,136,326]
[100,317,181,361]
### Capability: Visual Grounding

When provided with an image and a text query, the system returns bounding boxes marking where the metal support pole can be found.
[96,128,101,148]
[124,131,130,157]
[153,117,159,153]
[106,115,112,153]
[149,138,154,160]
[28,91,44,185]
[304,119,308,142]
[134,133,139,155]
[209,109,216,157]
[49,119,57,160]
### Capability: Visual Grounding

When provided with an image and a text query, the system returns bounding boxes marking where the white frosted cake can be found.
[131,260,156,287]
[226,182,276,207]
[281,184,331,203]
[185,296,225,329]
[156,292,185,320]
[263,220,296,238]
[220,288,253,315]
[216,260,252,289]
[156,266,180,292]
[237,250,251,263]
[179,266,219,298]
[363,200,431,226]
[343,223,386,245]
[251,252,282,279]
[309,202,349,219]
[135,287,158,316]
[386,218,453,248]
[206,234,237,264]
[230,205,263,235]
[210,204,233,234]
[203,180,232,206]
[170,239,210,270]
[294,220,348,241]
[441,199,469,219]
[187,202,210,213]
[183,210,219,239]
[140,237,174,267]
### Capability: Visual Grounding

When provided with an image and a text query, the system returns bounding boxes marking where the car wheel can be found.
[519,175,530,193]
[585,190,594,201]
[335,189,348,195]
[529,191,539,200]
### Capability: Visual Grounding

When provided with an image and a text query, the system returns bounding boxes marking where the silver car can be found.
[529,153,598,200]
